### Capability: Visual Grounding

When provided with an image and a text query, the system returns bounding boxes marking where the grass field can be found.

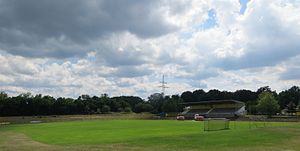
[0,120,300,151]
[0,113,154,124]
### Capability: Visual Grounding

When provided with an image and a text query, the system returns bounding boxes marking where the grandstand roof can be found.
[180,100,245,105]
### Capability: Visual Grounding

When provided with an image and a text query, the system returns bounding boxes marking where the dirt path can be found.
[0,132,64,151]
[0,132,146,151]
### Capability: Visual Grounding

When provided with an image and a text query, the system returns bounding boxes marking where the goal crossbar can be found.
[204,118,230,131]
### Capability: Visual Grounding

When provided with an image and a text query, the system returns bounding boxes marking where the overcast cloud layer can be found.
[1,0,300,98]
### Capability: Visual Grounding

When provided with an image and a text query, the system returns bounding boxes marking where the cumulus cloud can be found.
[1,0,300,98]
[280,67,300,80]
[213,0,300,70]
[113,65,152,78]
[279,55,300,80]
[0,0,177,58]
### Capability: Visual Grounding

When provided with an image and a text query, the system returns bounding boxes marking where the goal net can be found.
[204,118,230,131]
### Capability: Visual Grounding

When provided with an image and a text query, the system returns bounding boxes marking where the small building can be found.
[297,109,300,116]
[180,100,246,119]
[282,101,297,116]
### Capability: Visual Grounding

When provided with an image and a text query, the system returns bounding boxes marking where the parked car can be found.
[194,114,204,121]
[176,115,185,120]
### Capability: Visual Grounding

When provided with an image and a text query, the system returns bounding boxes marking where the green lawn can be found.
[0,120,300,151]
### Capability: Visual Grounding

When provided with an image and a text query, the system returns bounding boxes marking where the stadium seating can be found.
[209,108,236,113]
[183,109,210,119]
[205,108,237,118]
[189,109,211,114]
[180,100,246,119]
[183,107,241,119]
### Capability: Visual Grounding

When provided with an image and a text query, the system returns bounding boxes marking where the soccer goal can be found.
[204,118,230,131]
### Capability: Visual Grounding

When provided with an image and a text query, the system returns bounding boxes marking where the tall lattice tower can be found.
[159,75,168,97]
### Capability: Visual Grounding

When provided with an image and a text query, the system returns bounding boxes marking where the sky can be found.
[1,0,300,99]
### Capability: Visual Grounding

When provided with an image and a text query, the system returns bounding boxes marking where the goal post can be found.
[204,118,230,131]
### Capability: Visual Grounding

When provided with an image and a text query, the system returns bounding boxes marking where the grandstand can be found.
[180,100,246,119]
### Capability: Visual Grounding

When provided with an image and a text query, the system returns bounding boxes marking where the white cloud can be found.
[1,0,300,98]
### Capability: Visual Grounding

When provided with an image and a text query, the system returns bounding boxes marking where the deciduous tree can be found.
[256,92,280,117]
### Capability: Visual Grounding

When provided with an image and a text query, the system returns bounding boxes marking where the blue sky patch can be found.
[239,0,249,14]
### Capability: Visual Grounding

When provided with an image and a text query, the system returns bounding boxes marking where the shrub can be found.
[134,103,153,113]
[124,107,132,113]
[101,105,111,113]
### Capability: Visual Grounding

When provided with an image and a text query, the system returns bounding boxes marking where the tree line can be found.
[0,86,300,116]
[181,86,300,114]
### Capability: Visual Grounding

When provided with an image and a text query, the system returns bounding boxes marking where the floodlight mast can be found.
[159,75,168,97]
